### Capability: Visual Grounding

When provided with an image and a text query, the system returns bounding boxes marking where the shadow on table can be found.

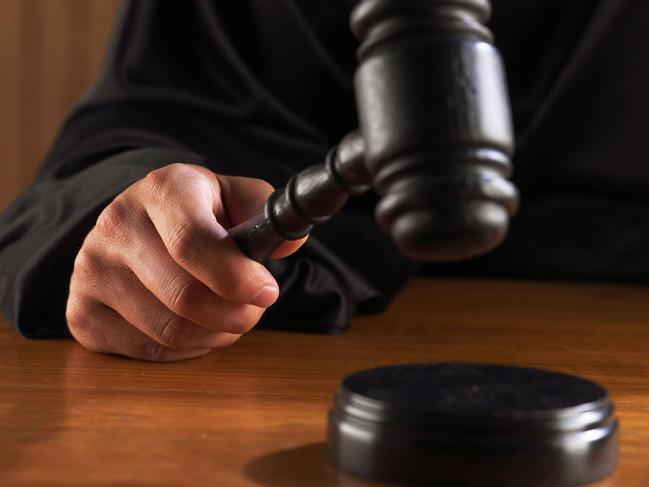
[245,442,395,487]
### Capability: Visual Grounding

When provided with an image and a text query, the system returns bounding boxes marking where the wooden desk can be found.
[1,279,648,486]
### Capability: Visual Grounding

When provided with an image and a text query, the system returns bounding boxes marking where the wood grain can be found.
[0,278,648,486]
[0,0,122,213]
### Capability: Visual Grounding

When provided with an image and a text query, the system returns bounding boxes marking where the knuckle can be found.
[65,299,98,348]
[65,297,84,331]
[166,220,204,265]
[143,164,187,196]
[71,249,103,285]
[165,277,203,317]
[156,313,192,349]
[95,198,132,239]
[143,167,170,195]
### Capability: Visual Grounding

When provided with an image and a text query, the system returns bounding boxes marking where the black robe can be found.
[1,0,648,339]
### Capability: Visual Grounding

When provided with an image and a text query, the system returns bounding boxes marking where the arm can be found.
[0,0,413,348]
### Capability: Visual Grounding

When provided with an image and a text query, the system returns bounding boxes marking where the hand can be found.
[66,163,306,361]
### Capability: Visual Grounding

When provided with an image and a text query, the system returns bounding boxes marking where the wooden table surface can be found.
[1,279,648,487]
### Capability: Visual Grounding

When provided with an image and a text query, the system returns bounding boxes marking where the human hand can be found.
[66,163,306,361]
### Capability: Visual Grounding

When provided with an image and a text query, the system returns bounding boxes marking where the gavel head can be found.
[351,0,519,262]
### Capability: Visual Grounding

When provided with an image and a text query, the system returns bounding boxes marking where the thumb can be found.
[216,174,309,260]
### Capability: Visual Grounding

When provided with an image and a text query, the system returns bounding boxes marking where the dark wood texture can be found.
[230,131,369,262]
[1,279,648,486]
[352,0,518,262]
[230,0,519,265]
[0,0,122,214]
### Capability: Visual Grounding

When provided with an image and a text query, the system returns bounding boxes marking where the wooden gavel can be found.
[229,0,519,263]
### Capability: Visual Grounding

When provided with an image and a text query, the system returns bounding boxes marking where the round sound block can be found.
[328,363,617,486]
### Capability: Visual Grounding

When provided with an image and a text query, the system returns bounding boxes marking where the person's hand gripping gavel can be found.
[66,0,518,361]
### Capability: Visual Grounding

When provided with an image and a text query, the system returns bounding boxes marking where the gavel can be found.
[228,3,619,486]
[230,0,519,264]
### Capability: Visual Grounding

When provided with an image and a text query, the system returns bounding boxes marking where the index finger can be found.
[140,164,279,306]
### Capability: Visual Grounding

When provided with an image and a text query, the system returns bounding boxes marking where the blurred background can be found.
[0,0,122,213]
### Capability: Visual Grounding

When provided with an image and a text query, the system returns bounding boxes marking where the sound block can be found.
[328,363,617,486]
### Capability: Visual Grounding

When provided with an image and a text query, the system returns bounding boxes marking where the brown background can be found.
[0,0,122,213]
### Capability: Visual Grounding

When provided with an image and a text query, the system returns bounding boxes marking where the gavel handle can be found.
[228,131,370,263]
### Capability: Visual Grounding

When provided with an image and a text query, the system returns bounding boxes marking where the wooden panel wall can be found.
[0,0,122,213]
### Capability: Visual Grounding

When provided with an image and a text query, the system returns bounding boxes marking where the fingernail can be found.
[249,285,279,308]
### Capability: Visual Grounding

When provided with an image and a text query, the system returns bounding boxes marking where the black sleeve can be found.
[0,0,413,338]
[424,0,649,284]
